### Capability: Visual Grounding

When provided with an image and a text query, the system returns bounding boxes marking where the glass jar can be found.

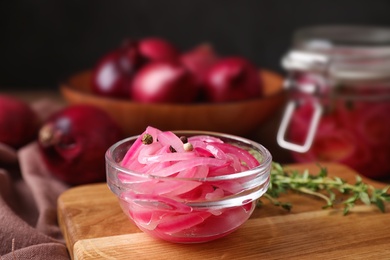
[277,26,390,179]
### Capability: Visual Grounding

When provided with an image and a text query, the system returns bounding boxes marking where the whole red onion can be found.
[0,94,40,148]
[203,57,263,102]
[139,37,179,62]
[91,38,179,99]
[180,44,219,85]
[130,61,198,103]
[38,105,123,185]
[91,40,141,98]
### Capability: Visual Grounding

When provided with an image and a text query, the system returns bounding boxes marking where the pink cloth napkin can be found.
[0,99,70,259]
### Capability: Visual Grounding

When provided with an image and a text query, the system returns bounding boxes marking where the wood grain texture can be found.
[57,163,390,260]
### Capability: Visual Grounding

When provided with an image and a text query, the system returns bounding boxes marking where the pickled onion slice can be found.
[188,135,224,144]
[156,211,212,234]
[119,129,261,197]
[177,184,215,201]
[150,157,227,177]
[121,126,162,166]
[211,142,259,169]
[139,149,198,164]
[121,191,193,213]
[127,205,163,230]
[157,131,185,152]
[118,127,261,237]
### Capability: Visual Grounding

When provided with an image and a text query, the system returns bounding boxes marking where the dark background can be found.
[2,0,390,90]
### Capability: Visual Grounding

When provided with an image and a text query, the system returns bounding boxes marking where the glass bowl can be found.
[106,131,272,243]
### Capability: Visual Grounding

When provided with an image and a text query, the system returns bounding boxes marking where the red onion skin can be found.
[38,105,123,185]
[203,57,263,102]
[130,61,198,103]
[91,38,178,99]
[139,37,179,62]
[91,50,130,98]
[91,40,141,98]
[0,94,40,149]
[180,44,219,86]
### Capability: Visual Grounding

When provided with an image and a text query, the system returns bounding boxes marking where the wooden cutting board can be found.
[57,163,390,260]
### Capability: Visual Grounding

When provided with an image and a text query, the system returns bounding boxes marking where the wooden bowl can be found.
[60,70,285,137]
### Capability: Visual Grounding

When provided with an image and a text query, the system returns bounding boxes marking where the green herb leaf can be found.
[359,192,371,205]
[258,162,390,215]
[375,199,385,213]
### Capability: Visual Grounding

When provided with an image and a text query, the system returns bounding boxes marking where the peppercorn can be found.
[180,136,188,144]
[142,133,153,145]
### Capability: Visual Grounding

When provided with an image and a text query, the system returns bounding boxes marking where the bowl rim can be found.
[105,130,272,182]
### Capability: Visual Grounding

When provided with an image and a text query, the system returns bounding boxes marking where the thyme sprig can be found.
[259,162,390,215]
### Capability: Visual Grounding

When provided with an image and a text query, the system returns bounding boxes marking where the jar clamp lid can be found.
[278,25,390,153]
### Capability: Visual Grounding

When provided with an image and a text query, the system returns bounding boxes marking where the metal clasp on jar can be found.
[277,51,329,153]
[277,98,323,153]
